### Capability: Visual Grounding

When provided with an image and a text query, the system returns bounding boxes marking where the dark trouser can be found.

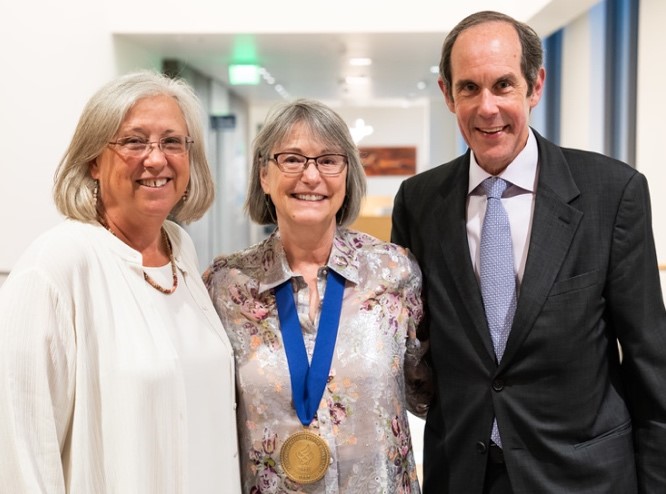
[483,443,513,494]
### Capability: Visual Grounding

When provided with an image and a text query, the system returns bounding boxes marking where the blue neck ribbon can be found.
[274,269,345,426]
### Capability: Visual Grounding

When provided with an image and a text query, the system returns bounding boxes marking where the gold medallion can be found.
[280,429,331,484]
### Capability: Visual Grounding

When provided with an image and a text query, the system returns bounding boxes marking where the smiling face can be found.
[90,94,190,228]
[260,121,347,235]
[440,21,544,174]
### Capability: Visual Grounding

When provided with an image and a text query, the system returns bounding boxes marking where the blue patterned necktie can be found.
[480,177,517,447]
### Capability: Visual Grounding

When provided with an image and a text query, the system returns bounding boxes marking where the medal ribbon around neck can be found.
[275,269,345,426]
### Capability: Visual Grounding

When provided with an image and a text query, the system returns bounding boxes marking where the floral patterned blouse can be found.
[203,228,425,494]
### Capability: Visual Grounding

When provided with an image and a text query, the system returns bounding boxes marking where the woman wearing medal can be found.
[204,99,427,493]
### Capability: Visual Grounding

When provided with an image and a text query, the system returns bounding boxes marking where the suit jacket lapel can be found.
[432,153,498,362]
[499,131,583,367]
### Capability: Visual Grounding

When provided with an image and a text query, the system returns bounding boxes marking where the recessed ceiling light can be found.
[430,65,439,74]
[274,84,290,99]
[349,57,372,66]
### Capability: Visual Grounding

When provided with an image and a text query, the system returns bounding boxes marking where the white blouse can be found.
[0,219,242,493]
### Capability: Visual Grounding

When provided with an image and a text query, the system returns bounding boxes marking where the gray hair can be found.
[439,10,544,99]
[246,98,366,227]
[53,70,214,223]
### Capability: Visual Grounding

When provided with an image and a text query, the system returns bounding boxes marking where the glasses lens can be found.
[160,136,188,155]
[117,137,149,155]
[276,153,307,173]
[315,155,346,175]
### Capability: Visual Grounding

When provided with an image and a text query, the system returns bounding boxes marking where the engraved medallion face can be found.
[280,430,331,484]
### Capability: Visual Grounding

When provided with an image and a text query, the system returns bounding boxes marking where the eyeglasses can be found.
[270,152,347,176]
[108,135,193,157]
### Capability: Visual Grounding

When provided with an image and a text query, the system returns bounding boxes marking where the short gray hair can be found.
[53,70,214,223]
[439,11,544,99]
[246,98,366,227]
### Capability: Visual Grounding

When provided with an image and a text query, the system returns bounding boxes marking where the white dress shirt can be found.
[466,129,539,288]
[0,219,241,493]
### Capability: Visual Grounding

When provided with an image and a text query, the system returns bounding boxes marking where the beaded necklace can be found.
[98,218,178,295]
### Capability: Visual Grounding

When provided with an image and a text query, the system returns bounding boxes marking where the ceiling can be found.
[122,31,447,106]
[119,0,602,107]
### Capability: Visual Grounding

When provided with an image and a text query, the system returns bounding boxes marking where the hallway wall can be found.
[636,0,666,290]
[0,4,161,276]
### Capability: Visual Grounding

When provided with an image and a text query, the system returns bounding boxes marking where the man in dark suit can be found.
[392,10,666,494]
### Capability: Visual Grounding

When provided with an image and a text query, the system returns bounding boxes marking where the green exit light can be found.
[228,64,260,85]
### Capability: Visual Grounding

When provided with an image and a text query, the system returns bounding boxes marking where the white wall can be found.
[1,2,107,273]
[636,0,666,289]
[560,4,606,153]
[337,103,431,197]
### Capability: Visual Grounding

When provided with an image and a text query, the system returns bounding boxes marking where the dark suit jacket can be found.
[391,130,666,493]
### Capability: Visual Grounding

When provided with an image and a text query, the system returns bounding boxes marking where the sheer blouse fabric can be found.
[204,228,426,494]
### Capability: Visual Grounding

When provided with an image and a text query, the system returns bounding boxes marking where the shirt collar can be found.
[258,228,360,294]
[468,128,538,195]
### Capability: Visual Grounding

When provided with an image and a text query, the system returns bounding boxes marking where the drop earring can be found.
[92,179,99,205]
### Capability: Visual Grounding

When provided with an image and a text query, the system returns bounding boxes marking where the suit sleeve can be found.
[391,182,410,249]
[392,182,434,416]
[607,172,666,492]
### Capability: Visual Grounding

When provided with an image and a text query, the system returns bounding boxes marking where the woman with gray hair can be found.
[0,70,241,493]
[204,99,425,493]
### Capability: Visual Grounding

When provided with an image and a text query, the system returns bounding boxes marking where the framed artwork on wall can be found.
[359,146,417,176]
